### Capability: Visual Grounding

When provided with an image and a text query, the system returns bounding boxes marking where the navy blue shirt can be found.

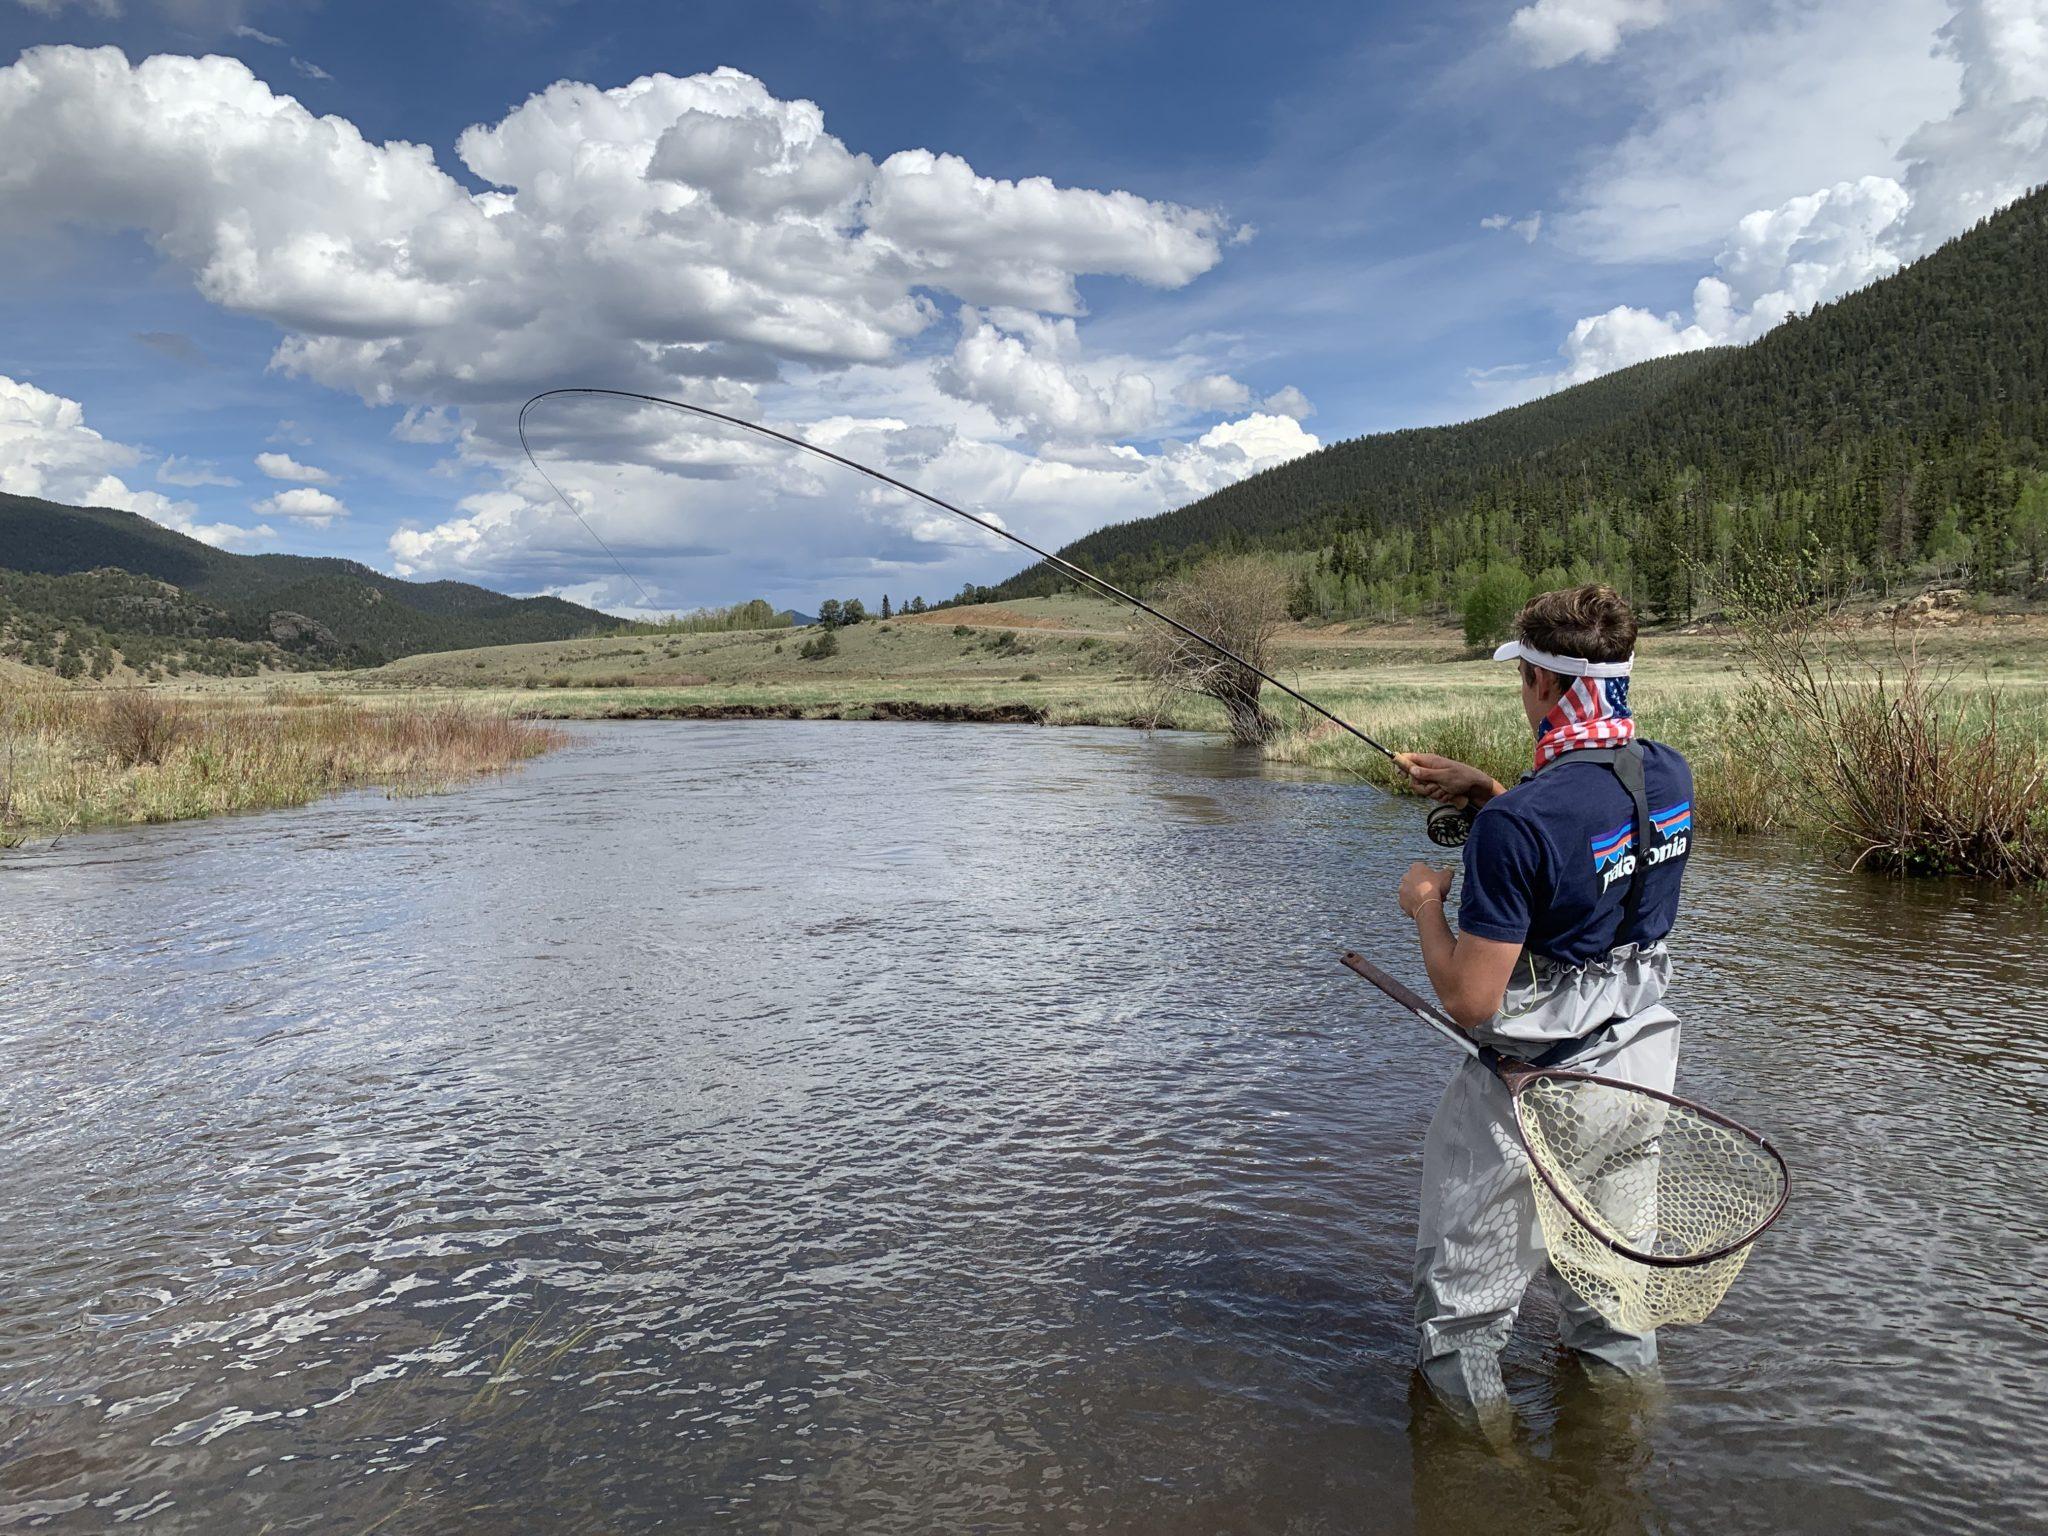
[1457,741,1695,966]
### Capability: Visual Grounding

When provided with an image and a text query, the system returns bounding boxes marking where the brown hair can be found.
[1515,584,1637,666]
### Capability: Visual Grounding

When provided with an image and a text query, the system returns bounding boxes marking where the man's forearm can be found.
[1412,900,1464,1022]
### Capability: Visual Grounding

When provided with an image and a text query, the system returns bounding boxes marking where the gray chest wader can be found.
[1413,740,1682,1409]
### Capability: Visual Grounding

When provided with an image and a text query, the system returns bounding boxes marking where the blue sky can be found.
[0,0,2039,614]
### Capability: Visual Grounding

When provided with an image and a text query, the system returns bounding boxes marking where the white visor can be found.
[1492,639,1633,678]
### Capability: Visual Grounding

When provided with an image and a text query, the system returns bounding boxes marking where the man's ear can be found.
[1536,669,1569,707]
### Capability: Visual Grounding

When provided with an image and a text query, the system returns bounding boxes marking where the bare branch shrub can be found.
[92,692,190,767]
[1139,555,1292,745]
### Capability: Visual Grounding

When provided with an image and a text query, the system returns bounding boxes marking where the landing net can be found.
[1515,1073,1789,1334]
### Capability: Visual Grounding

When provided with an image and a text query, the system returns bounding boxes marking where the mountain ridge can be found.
[993,185,2048,615]
[0,493,616,675]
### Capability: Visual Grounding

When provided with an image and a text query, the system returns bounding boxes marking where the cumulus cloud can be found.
[1555,0,1960,264]
[251,485,347,525]
[1510,0,1670,66]
[0,371,273,548]
[157,453,239,486]
[393,404,459,443]
[1552,175,1910,384]
[1261,385,1316,420]
[934,308,1159,441]
[254,450,333,482]
[1898,0,2048,250]
[1527,2,2048,390]
[0,47,1275,605]
[1174,372,1253,411]
[388,403,1319,609]
[0,50,1231,408]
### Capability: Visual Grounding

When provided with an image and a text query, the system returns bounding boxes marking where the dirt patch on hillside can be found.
[897,604,1111,632]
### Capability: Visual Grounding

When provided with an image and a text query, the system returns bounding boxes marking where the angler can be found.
[1391,583,1695,1418]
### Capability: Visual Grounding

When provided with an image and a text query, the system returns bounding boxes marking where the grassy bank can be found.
[0,685,566,843]
[15,594,2048,873]
[357,593,2048,875]
[1267,639,2048,878]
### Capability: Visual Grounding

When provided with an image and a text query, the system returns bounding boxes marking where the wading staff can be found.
[519,387,1477,846]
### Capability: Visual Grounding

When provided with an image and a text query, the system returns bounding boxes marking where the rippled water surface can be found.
[4,721,2045,1533]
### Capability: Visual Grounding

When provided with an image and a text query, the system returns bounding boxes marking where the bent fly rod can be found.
[517,387,1475,846]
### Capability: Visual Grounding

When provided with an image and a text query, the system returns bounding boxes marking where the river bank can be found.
[8,595,2047,856]
[0,683,565,843]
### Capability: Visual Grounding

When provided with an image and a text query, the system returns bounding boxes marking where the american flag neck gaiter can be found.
[1533,672,1636,771]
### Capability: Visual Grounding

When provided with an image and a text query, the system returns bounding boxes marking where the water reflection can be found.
[1,721,2044,1533]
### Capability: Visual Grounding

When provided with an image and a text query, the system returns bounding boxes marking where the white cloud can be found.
[0,371,273,548]
[1261,385,1316,420]
[1510,0,1670,66]
[1555,0,1960,263]
[1898,0,2048,249]
[1552,175,1910,384]
[393,404,458,443]
[1174,372,1253,411]
[0,47,1274,606]
[387,403,1319,609]
[230,24,284,46]
[254,450,333,482]
[1528,1,2048,389]
[13,1,122,15]
[934,308,1160,442]
[251,485,348,525]
[0,50,1231,409]
[1481,211,1544,242]
[157,453,239,486]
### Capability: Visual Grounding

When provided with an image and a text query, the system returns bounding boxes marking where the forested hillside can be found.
[0,495,614,676]
[993,184,2048,623]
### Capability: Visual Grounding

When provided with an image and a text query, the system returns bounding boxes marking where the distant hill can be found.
[0,494,617,677]
[994,185,2048,620]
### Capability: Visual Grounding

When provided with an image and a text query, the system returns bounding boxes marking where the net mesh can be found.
[1515,1074,1787,1334]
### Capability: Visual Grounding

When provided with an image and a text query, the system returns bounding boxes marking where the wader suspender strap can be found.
[1525,741,1654,934]
[1609,742,1653,935]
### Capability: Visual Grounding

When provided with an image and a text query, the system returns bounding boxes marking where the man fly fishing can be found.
[1390,584,1695,1415]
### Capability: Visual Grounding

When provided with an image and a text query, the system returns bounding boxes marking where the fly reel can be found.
[1426,802,1476,848]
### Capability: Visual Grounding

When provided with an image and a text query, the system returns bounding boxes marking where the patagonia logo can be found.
[1592,801,1692,891]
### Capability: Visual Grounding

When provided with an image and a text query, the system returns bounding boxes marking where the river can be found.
[3,721,2044,1533]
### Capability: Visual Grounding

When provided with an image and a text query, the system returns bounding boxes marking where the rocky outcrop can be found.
[268,611,340,649]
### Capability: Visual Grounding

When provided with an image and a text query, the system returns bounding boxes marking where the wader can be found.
[1414,744,1680,1412]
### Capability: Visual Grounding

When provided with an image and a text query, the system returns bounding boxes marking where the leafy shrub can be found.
[1460,563,1533,649]
[800,630,840,660]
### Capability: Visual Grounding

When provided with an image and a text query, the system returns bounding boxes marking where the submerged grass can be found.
[0,685,566,843]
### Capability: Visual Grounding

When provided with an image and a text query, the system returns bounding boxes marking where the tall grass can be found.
[0,686,566,843]
[1266,614,2048,882]
[1731,627,2048,881]
[1268,692,1782,836]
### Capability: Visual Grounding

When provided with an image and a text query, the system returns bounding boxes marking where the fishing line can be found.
[516,387,1475,845]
